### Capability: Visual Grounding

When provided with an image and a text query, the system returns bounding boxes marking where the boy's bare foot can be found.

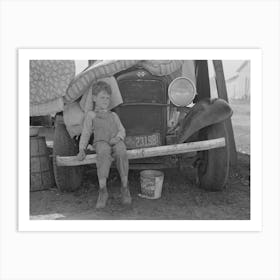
[121,186,132,205]
[96,188,108,209]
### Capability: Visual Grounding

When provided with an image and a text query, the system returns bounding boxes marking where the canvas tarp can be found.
[30,60,185,117]
[30,60,75,116]
[65,60,184,103]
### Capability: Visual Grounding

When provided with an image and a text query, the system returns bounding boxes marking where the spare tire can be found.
[197,122,230,191]
[53,115,83,192]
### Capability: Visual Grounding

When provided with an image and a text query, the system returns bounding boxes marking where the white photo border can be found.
[19,48,261,232]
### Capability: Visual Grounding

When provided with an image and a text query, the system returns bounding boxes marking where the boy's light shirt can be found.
[95,108,108,113]
[79,109,126,151]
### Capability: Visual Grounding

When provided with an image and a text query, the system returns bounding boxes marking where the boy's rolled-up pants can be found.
[95,141,129,180]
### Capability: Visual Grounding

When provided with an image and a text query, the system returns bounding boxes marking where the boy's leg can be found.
[96,141,112,183]
[112,141,129,184]
[112,141,131,205]
[95,142,112,208]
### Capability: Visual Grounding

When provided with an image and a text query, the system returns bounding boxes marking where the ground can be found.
[30,152,250,220]
[31,99,250,220]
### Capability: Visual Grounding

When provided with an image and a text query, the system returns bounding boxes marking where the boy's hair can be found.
[92,81,112,96]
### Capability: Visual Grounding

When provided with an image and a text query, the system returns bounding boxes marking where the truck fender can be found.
[178,98,233,143]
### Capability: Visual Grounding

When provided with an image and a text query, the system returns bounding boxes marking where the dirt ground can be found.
[30,152,250,220]
[31,99,250,220]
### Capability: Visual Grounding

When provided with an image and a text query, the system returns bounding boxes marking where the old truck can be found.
[30,60,233,193]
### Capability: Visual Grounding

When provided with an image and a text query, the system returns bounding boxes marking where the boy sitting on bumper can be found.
[77,81,131,209]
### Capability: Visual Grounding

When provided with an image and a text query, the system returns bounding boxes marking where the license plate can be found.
[125,133,161,149]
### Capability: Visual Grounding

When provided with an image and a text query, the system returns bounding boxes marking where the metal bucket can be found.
[139,170,164,199]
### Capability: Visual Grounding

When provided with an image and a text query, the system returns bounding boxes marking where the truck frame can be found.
[51,60,233,192]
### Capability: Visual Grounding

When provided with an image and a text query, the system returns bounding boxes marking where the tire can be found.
[197,122,230,191]
[53,116,83,192]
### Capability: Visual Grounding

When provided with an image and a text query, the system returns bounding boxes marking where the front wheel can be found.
[53,115,83,192]
[197,122,230,191]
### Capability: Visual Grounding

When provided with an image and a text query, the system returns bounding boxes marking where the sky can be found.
[208,60,244,79]
[75,60,88,75]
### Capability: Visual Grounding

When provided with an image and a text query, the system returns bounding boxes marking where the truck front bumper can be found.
[56,137,225,167]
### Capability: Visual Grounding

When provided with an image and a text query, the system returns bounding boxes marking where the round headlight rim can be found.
[168,76,196,107]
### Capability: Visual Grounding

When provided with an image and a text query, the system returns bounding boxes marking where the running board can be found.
[56,138,225,167]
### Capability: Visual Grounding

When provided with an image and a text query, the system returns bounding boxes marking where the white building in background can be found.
[225,61,250,100]
[209,60,250,100]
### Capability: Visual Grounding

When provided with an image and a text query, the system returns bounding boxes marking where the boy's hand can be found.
[77,150,86,161]
[110,137,121,146]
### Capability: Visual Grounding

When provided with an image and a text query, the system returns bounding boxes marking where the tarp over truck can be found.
[30,60,186,116]
[30,60,75,116]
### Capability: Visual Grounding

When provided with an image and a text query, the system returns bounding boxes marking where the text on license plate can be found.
[125,133,161,149]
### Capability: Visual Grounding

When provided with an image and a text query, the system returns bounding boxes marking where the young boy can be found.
[76,81,131,209]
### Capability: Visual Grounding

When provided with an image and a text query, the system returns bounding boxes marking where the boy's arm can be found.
[112,112,126,140]
[79,111,95,151]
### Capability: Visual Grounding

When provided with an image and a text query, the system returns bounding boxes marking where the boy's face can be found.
[93,90,111,110]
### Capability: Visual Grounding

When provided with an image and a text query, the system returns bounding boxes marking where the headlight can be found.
[168,77,196,107]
